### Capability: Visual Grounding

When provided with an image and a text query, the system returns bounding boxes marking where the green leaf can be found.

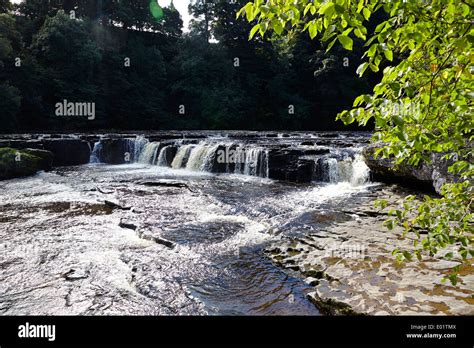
[308,22,317,39]
[272,20,283,35]
[362,7,371,21]
[384,48,393,61]
[337,34,353,50]
[356,62,369,76]
[249,24,260,39]
[319,2,335,17]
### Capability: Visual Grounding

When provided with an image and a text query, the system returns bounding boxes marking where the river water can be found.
[0,132,377,315]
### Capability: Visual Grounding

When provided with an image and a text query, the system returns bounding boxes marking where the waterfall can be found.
[327,158,339,183]
[138,142,161,165]
[350,154,370,186]
[125,135,149,163]
[185,143,217,171]
[315,154,369,186]
[87,134,368,184]
[171,145,195,169]
[90,141,102,163]
[234,147,245,174]
[157,145,171,166]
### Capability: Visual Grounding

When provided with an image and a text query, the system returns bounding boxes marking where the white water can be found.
[89,140,102,163]
[185,143,219,171]
[157,145,172,166]
[171,144,195,169]
[90,135,370,185]
[127,135,148,162]
[326,154,369,186]
[138,142,161,165]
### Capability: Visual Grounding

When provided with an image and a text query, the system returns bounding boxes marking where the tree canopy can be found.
[238,0,473,284]
[0,0,375,132]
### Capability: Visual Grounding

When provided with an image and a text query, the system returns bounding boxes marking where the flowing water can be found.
[0,132,375,315]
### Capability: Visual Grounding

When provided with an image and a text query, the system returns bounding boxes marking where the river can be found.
[1,132,470,315]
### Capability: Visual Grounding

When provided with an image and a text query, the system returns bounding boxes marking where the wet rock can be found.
[22,149,54,170]
[137,180,197,193]
[206,144,231,173]
[93,138,129,164]
[319,133,339,138]
[266,187,474,315]
[307,290,359,316]
[42,139,91,166]
[96,187,115,194]
[268,149,314,183]
[0,148,53,180]
[104,200,132,210]
[156,145,178,167]
[301,141,315,146]
[119,219,138,231]
[363,143,462,194]
[303,148,330,155]
[153,237,175,249]
[136,230,175,249]
[0,139,44,150]
[63,268,89,281]
[296,159,315,183]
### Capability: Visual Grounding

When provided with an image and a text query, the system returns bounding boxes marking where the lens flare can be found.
[150,0,164,22]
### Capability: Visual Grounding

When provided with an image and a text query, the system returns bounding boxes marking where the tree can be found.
[239,0,473,284]
[31,10,101,129]
[0,13,22,131]
[189,0,216,42]
[0,0,12,13]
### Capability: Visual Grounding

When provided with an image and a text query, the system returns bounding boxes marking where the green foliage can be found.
[0,0,12,13]
[0,13,22,131]
[1,0,371,131]
[239,0,473,284]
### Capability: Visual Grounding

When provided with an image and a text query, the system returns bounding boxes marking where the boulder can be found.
[268,149,314,183]
[94,139,129,164]
[363,143,459,194]
[23,148,54,171]
[0,148,53,180]
[42,139,91,166]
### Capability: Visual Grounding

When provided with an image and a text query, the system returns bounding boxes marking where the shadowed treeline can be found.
[0,0,378,132]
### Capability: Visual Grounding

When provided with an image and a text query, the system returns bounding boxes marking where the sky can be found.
[160,0,192,30]
[11,0,194,31]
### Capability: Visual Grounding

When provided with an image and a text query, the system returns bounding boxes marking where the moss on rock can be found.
[0,148,53,180]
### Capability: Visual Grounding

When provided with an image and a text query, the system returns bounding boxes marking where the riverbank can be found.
[266,184,473,315]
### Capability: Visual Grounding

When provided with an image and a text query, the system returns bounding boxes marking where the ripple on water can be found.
[0,164,374,315]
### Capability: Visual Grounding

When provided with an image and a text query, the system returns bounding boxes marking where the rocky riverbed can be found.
[266,185,474,315]
[0,131,472,315]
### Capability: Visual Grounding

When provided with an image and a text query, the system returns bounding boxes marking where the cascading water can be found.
[138,142,161,165]
[185,143,219,171]
[314,152,369,186]
[171,144,195,169]
[349,154,370,186]
[89,140,103,163]
[128,135,149,162]
[89,134,370,185]
[157,145,173,166]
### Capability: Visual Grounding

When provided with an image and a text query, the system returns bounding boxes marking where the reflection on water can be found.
[0,164,372,315]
